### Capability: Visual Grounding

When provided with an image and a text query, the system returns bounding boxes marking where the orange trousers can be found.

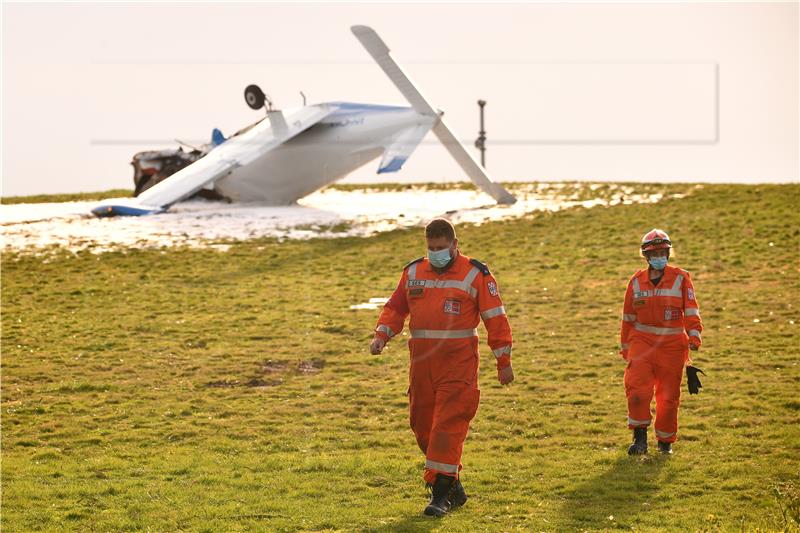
[624,336,688,443]
[408,338,480,484]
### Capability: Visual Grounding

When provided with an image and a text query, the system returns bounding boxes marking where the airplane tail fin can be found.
[211,128,226,146]
[351,25,516,204]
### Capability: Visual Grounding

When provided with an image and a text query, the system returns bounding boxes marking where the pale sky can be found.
[2,2,798,197]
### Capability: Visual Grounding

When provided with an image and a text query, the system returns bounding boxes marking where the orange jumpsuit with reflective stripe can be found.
[375,252,512,483]
[620,265,703,443]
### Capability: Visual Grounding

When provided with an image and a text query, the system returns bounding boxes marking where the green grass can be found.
[2,183,799,532]
[0,189,133,205]
[0,180,654,204]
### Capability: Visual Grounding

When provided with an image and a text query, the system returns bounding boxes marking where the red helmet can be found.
[641,229,672,252]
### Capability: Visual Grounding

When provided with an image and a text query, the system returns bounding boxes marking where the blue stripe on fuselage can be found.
[91,204,162,217]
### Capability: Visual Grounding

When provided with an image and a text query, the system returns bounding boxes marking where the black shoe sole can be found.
[450,495,467,509]
[423,504,449,517]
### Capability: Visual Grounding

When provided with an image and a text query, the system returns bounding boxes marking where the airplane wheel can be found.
[244,84,266,110]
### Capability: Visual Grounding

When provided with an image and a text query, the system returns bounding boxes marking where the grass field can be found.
[0,189,134,205]
[0,182,478,205]
[2,183,799,532]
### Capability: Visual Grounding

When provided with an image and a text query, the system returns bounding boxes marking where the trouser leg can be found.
[409,360,435,455]
[653,348,685,443]
[624,339,656,428]
[423,381,480,484]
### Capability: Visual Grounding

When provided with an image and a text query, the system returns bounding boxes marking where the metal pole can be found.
[475,99,487,168]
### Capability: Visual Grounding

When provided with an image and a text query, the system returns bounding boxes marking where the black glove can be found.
[686,365,705,394]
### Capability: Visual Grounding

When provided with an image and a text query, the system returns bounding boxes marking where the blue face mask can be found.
[648,256,668,270]
[428,247,452,268]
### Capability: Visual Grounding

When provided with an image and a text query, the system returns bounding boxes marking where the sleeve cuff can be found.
[496,354,511,370]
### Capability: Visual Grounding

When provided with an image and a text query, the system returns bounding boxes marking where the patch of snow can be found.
[350,297,390,310]
[1,184,672,255]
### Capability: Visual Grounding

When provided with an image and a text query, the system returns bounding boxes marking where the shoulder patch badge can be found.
[488,281,498,297]
[687,288,695,301]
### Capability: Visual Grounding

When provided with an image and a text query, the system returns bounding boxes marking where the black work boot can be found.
[627,427,648,455]
[423,474,453,517]
[657,440,673,454]
[448,478,468,509]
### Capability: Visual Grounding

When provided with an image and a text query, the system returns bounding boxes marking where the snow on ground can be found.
[1,184,668,254]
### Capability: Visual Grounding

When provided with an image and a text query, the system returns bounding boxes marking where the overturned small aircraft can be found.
[92,26,516,217]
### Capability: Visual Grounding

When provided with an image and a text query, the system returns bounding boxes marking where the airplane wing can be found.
[92,104,337,217]
[377,120,435,174]
[351,25,516,205]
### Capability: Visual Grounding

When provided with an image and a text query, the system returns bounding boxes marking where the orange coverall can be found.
[620,265,703,443]
[375,252,513,483]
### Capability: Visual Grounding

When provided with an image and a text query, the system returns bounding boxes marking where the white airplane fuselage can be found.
[90,26,515,217]
[214,103,435,204]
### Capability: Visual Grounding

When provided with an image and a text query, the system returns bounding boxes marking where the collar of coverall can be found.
[639,264,677,285]
[426,249,461,274]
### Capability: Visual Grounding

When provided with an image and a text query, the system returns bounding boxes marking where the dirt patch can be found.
[205,358,325,388]
[261,358,325,374]
[206,379,239,388]
[261,360,289,373]
[245,378,282,388]
[296,359,325,374]
[206,377,282,388]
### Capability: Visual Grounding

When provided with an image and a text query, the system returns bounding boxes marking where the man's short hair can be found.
[425,218,456,242]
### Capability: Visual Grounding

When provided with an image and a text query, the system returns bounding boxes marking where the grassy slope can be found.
[0,183,470,205]
[1,184,799,532]
[0,190,134,205]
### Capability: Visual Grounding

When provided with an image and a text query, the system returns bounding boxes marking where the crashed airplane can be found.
[92,25,516,217]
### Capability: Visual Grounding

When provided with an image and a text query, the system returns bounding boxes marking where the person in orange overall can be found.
[620,229,703,455]
[369,218,514,517]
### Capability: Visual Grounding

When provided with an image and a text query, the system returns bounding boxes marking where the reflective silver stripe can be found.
[492,345,512,358]
[632,278,643,298]
[376,325,395,338]
[628,417,651,426]
[655,429,676,439]
[688,329,701,338]
[621,343,630,349]
[633,278,653,298]
[481,305,506,320]
[405,279,476,298]
[633,275,682,298]
[634,322,684,336]
[622,313,637,322]
[685,308,700,317]
[405,278,477,298]
[410,328,478,339]
[462,267,481,287]
[655,275,683,298]
[428,279,477,298]
[425,459,459,474]
[405,264,479,298]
